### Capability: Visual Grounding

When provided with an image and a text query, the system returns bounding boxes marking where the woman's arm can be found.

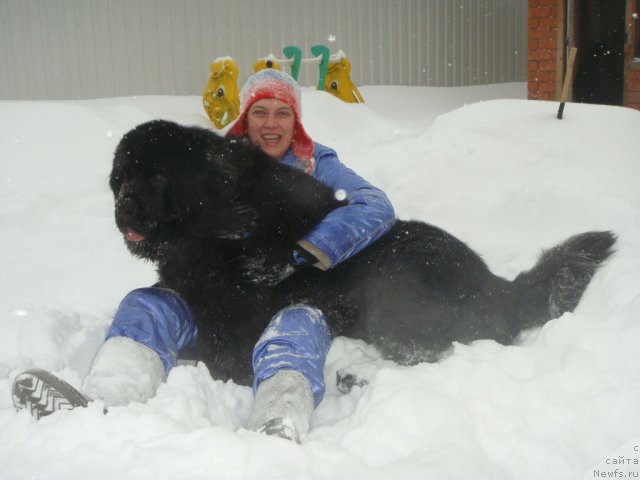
[299,144,396,269]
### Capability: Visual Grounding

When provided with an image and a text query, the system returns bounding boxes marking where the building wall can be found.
[528,0,640,110]
[623,0,640,109]
[0,0,527,100]
[527,0,562,101]
[625,66,640,110]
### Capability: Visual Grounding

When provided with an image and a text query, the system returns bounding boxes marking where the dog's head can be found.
[110,120,245,261]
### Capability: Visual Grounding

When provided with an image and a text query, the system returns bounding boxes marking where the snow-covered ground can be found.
[1,83,640,480]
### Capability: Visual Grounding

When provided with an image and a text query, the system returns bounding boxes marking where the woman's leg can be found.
[104,287,198,372]
[248,304,331,442]
[13,287,198,417]
[82,287,198,406]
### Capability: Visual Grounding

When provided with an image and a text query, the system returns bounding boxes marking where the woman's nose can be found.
[264,112,277,127]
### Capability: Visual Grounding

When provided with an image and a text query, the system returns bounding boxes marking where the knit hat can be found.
[226,69,314,172]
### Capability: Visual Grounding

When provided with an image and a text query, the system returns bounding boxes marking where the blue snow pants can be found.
[106,287,331,406]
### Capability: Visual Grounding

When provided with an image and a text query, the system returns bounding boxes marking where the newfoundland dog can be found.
[110,120,615,387]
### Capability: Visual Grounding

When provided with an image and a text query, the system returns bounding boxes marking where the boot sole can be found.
[12,369,91,420]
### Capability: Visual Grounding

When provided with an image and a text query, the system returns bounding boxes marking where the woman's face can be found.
[245,98,296,160]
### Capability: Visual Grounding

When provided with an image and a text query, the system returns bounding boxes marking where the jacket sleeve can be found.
[299,144,396,269]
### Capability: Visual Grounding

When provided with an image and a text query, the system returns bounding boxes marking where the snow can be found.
[1,83,640,479]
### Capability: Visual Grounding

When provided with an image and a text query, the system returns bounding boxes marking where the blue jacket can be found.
[280,142,396,269]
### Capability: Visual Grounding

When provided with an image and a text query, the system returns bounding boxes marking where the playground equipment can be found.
[324,51,365,104]
[203,46,364,129]
[252,54,282,73]
[202,57,240,129]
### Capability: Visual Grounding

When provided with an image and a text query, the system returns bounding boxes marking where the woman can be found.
[225,69,396,441]
[13,69,396,443]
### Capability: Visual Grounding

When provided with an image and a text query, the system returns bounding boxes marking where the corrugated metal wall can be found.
[0,0,527,100]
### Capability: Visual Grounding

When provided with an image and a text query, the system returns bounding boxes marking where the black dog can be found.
[110,120,615,388]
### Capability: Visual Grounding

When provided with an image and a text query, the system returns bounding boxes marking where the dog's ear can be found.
[206,149,241,193]
[163,127,240,209]
[198,139,250,210]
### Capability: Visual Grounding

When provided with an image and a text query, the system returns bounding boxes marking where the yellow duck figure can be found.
[253,55,282,73]
[202,57,240,129]
[324,52,365,103]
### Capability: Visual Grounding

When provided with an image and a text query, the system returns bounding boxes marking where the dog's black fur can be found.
[110,120,616,386]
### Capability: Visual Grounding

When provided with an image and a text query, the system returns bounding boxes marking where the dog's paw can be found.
[336,369,369,394]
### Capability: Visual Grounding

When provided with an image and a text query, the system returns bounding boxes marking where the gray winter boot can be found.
[12,369,91,419]
[82,337,166,408]
[13,337,166,419]
[247,370,314,443]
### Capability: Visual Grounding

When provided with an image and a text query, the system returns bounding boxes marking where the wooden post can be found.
[557,47,578,119]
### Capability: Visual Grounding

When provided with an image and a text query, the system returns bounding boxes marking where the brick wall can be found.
[528,0,561,101]
[623,0,640,110]
[625,68,640,110]
[529,0,640,111]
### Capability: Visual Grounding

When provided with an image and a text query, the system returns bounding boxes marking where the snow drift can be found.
[1,84,640,480]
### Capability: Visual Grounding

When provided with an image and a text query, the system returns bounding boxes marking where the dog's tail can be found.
[506,230,616,334]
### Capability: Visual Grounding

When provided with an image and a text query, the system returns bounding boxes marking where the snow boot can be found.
[82,336,166,408]
[247,370,314,443]
[12,369,91,420]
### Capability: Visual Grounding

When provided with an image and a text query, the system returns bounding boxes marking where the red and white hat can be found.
[226,69,314,171]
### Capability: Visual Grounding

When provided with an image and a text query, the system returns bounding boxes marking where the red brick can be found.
[626,79,640,92]
[530,6,550,17]
[626,70,640,81]
[539,17,559,28]
[539,61,557,71]
[625,91,640,103]
[529,70,550,83]
[530,28,556,40]
[540,38,557,50]
[539,82,557,93]
[529,50,551,61]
